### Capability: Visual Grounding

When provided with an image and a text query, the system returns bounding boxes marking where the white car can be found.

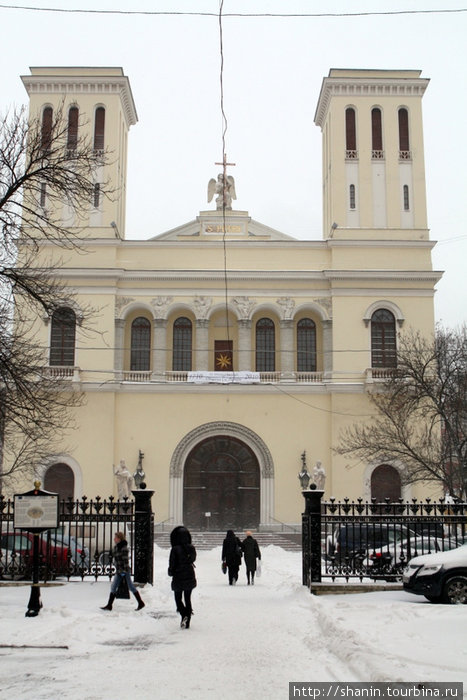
[403,544,467,604]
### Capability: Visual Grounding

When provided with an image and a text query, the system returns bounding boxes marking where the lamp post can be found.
[298,450,311,490]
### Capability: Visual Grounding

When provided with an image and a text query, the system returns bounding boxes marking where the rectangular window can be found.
[403,185,410,211]
[349,184,356,210]
[40,182,46,207]
[93,183,100,208]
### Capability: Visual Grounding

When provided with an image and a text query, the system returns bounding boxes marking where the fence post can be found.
[302,486,324,586]
[132,485,154,585]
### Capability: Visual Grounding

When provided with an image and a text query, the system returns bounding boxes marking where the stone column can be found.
[152,319,167,381]
[322,320,333,377]
[280,319,294,376]
[237,319,252,371]
[114,319,125,381]
[195,319,209,371]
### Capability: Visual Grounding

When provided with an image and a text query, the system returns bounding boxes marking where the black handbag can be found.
[115,574,130,599]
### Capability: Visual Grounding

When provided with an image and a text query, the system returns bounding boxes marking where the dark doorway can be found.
[371,464,401,501]
[44,463,75,500]
[183,436,260,530]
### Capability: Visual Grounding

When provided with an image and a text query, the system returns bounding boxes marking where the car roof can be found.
[408,543,467,567]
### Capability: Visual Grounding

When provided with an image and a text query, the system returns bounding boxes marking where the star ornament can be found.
[216,353,232,370]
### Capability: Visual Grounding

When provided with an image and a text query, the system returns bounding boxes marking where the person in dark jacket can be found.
[241,530,261,585]
[168,526,197,629]
[101,531,145,611]
[222,529,242,585]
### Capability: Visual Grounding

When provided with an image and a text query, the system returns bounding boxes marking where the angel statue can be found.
[207,173,237,210]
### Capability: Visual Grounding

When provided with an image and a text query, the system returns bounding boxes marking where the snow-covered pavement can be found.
[0,545,465,700]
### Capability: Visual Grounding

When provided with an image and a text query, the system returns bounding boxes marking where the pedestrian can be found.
[242,530,261,585]
[222,529,242,585]
[101,531,145,611]
[168,526,197,629]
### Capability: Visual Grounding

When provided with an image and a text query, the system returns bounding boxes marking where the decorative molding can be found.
[150,296,173,319]
[232,296,256,320]
[363,300,405,328]
[193,296,212,320]
[115,296,135,316]
[276,296,295,320]
[169,421,274,478]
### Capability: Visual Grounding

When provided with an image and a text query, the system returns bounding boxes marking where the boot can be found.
[101,593,115,611]
[134,591,145,611]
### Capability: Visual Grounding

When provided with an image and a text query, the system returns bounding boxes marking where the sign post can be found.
[14,482,59,617]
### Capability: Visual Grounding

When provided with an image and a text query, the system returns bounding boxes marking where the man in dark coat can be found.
[241,530,261,585]
[168,526,197,628]
[222,530,242,585]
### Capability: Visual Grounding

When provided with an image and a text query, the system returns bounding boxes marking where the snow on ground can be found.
[0,545,465,700]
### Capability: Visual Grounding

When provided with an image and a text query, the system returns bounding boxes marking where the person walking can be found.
[101,531,145,611]
[222,529,242,585]
[168,526,197,629]
[242,530,261,585]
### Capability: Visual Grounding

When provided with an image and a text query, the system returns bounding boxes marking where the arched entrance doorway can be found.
[371,464,401,501]
[44,463,75,500]
[183,435,260,530]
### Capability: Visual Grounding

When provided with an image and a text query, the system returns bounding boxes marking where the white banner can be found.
[187,371,261,384]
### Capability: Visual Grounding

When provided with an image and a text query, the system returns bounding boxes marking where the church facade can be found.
[16,67,441,529]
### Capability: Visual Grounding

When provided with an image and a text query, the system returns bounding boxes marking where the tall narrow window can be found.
[349,184,356,210]
[398,108,410,157]
[40,182,47,207]
[131,317,151,371]
[345,107,357,157]
[41,106,53,151]
[403,185,410,211]
[297,318,316,372]
[256,318,275,372]
[93,183,100,208]
[50,307,76,366]
[371,309,396,368]
[67,106,79,151]
[173,317,192,371]
[371,107,383,157]
[94,107,105,151]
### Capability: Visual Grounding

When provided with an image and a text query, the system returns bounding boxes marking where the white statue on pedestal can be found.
[207,173,237,210]
[313,461,326,491]
[114,459,133,499]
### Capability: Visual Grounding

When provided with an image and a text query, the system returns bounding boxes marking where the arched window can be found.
[131,317,151,371]
[173,317,192,371]
[50,307,76,366]
[403,184,410,211]
[371,309,396,368]
[44,463,75,500]
[256,318,275,372]
[371,464,401,501]
[41,106,53,151]
[371,107,383,155]
[297,318,316,372]
[349,184,356,210]
[94,107,105,151]
[67,106,79,151]
[398,108,410,156]
[345,107,357,157]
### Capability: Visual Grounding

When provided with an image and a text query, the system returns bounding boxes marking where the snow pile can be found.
[0,545,465,700]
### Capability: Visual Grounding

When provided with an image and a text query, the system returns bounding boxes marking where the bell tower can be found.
[314,69,430,240]
[21,67,138,239]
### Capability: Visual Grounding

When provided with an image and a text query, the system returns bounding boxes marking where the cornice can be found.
[324,270,443,283]
[21,74,138,127]
[314,76,430,128]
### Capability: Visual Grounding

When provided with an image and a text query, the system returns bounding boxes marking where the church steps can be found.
[154,531,302,551]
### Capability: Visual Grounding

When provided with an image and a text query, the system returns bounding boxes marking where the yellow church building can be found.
[16,66,441,530]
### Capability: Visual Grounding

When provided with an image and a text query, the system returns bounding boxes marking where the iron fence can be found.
[302,491,467,585]
[0,491,154,584]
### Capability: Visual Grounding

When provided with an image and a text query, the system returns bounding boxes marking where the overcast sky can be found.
[1,0,466,327]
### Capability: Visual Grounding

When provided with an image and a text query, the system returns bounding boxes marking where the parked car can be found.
[326,523,415,561]
[365,535,462,579]
[403,543,467,604]
[0,531,70,578]
[48,532,90,570]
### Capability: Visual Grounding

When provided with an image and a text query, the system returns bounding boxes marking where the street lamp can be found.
[298,450,311,490]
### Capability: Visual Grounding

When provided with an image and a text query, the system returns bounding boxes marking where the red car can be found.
[0,531,70,579]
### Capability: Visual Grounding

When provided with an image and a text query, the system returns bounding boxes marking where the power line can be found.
[0,4,466,17]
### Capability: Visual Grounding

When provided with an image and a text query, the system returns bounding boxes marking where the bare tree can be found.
[336,326,467,499]
[0,104,113,488]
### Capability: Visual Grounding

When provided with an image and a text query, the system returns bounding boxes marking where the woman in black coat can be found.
[168,526,197,629]
[241,530,261,585]
[101,531,145,611]
[222,530,242,585]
